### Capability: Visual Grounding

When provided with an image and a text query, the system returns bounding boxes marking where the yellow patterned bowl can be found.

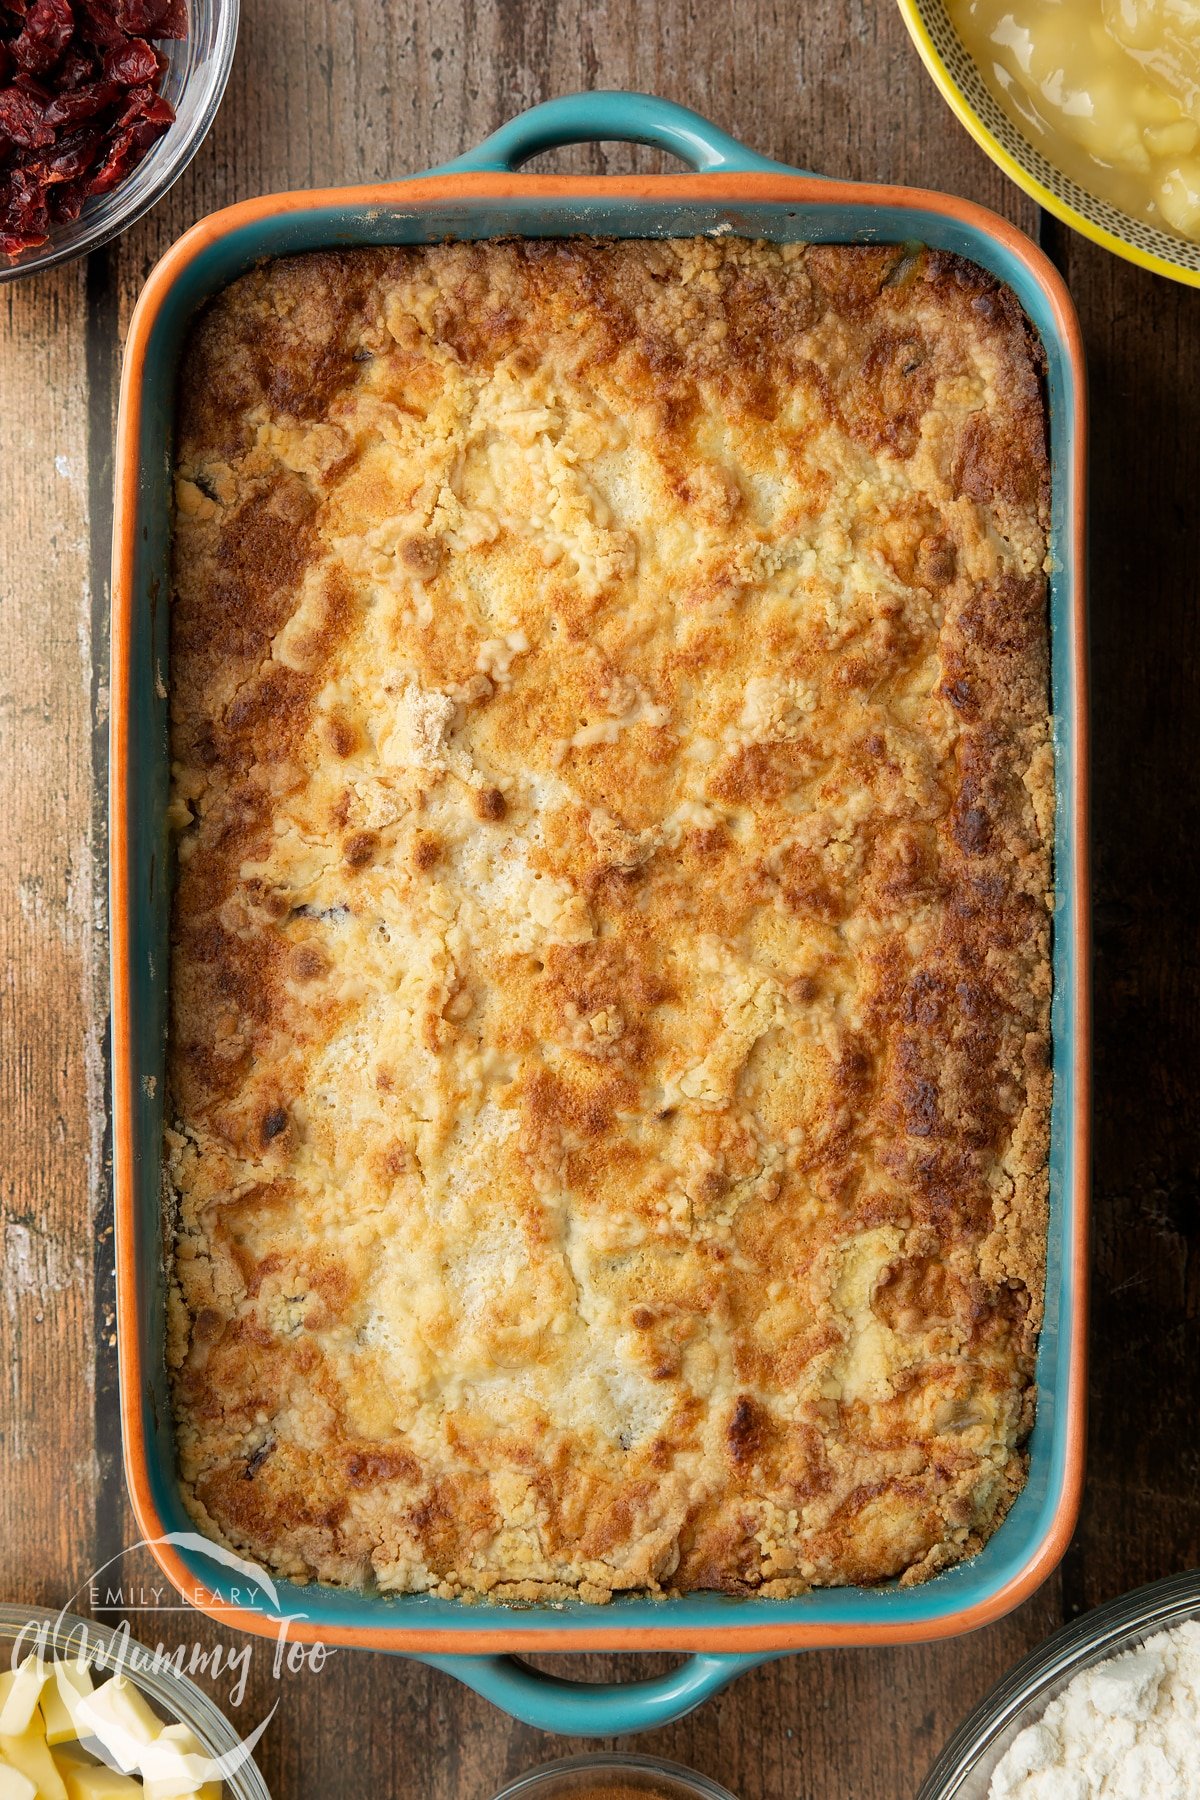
[896,0,1200,286]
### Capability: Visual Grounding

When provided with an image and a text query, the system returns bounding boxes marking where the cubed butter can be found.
[142,1713,223,1800]
[41,1659,98,1751]
[151,1728,200,1755]
[50,1753,141,1800]
[143,1782,222,1800]
[0,1764,36,1800]
[38,1687,77,1752]
[138,1722,212,1799]
[0,1719,68,1800]
[48,1665,94,1743]
[73,1680,161,1773]
[0,1660,48,1738]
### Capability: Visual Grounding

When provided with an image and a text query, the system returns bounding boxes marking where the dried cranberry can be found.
[45,77,120,125]
[0,82,53,148]
[104,36,161,85]
[116,80,171,126]
[73,1,126,50]
[57,45,99,91]
[158,0,186,38]
[82,136,134,193]
[2,161,45,212]
[83,83,169,190]
[127,95,171,142]
[48,175,83,220]
[1,160,50,246]
[11,0,72,77]
[116,0,184,37]
[46,124,100,181]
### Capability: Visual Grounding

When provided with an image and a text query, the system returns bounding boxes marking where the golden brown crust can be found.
[166,238,1052,1599]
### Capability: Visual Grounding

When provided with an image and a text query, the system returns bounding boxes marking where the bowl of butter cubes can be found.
[0,1603,270,1800]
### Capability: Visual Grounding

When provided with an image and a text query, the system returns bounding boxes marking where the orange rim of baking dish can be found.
[112,167,1090,1654]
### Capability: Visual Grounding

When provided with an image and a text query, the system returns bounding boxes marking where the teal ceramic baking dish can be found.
[111,91,1090,1737]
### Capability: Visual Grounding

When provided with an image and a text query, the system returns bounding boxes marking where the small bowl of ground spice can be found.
[489,1755,739,1800]
[918,1570,1200,1800]
[0,0,237,279]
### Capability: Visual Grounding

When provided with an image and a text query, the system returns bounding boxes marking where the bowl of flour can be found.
[917,1571,1200,1800]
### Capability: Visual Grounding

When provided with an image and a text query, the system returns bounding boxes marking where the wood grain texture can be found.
[0,262,103,1606]
[0,0,1195,1796]
[1054,228,1200,1617]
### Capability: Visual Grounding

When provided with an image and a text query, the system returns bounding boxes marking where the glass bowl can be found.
[917,1569,1200,1798]
[490,1754,738,1800]
[0,1601,270,1798]
[0,0,238,284]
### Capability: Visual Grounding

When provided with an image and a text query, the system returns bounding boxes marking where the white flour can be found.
[989,1620,1200,1800]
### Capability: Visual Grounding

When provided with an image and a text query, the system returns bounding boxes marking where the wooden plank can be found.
[0,260,101,1604]
[1046,228,1200,1621]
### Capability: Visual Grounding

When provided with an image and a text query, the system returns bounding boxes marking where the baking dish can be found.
[111,91,1090,1737]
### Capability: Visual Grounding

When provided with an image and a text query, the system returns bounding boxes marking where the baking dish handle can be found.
[427,91,809,177]
[415,1651,775,1736]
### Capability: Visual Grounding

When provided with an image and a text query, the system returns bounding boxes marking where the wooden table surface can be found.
[2,2,1198,1795]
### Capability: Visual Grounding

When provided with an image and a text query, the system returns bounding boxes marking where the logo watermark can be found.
[11,1533,332,1789]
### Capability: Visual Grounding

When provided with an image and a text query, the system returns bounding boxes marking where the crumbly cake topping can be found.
[166,238,1052,1599]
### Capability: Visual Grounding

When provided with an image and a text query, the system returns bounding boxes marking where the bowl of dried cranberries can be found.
[0,0,237,278]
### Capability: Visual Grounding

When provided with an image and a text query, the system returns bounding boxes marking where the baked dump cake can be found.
[167,239,1053,1598]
